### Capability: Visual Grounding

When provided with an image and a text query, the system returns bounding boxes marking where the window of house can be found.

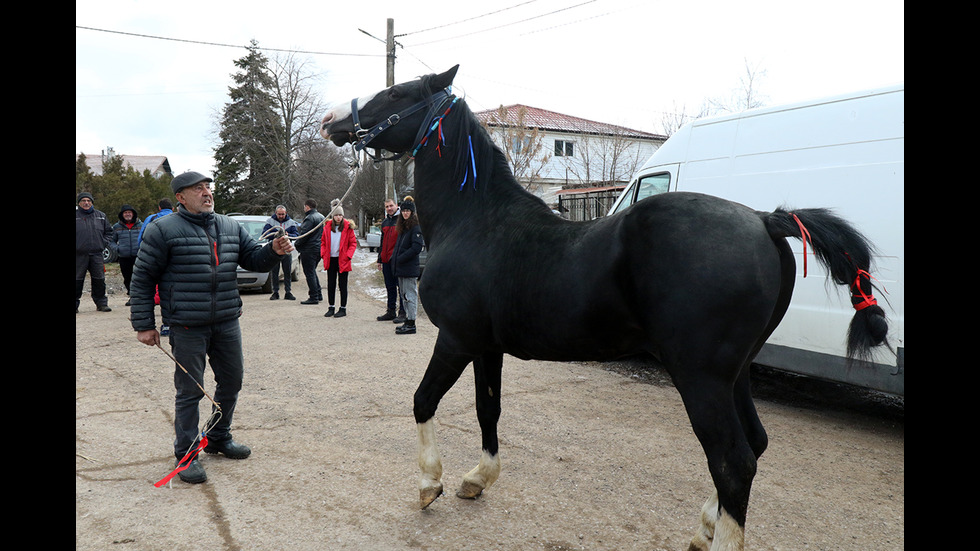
[555,140,574,157]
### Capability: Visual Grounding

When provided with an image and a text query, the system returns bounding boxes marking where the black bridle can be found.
[348,87,455,162]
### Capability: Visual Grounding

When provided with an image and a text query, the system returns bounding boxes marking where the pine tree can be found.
[213,41,286,214]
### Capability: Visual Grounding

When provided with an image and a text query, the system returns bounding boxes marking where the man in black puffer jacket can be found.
[130,171,294,484]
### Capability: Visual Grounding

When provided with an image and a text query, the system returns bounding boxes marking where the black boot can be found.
[395,320,416,334]
[333,307,346,318]
[324,306,335,317]
[392,310,407,324]
[377,309,396,321]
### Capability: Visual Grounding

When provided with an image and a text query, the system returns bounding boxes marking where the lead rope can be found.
[257,164,364,243]
[154,343,223,488]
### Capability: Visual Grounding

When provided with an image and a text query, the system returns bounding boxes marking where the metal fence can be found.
[557,187,624,221]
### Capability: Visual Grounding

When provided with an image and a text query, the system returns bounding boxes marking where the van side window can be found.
[635,173,670,202]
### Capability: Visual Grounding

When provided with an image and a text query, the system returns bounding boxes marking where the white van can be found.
[608,85,904,396]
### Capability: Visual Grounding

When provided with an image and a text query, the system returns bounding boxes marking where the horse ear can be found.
[433,65,459,90]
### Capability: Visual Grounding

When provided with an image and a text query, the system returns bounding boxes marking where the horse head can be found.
[320,65,460,158]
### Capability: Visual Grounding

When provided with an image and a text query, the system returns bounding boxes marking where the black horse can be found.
[320,66,888,551]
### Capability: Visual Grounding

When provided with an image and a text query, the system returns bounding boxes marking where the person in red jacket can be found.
[320,199,358,318]
[375,198,404,321]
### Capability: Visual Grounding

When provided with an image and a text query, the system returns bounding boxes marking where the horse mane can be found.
[413,84,554,221]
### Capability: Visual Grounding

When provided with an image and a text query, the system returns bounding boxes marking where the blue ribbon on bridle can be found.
[347,87,476,191]
[350,88,454,162]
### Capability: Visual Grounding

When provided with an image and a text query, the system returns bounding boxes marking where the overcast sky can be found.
[76,0,904,178]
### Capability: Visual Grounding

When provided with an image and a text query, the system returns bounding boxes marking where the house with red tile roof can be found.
[475,105,666,219]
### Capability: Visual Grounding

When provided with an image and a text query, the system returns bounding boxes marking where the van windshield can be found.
[610,172,671,216]
[636,173,670,202]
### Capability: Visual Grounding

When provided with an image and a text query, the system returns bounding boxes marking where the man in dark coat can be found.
[75,192,114,313]
[296,199,325,304]
[130,171,294,484]
[262,205,300,300]
[375,198,403,321]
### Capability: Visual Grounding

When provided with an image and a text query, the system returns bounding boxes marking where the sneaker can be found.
[324,307,335,317]
[204,439,251,459]
[284,293,296,300]
[301,297,319,305]
[395,321,417,335]
[333,307,346,318]
[270,292,280,300]
[176,458,207,484]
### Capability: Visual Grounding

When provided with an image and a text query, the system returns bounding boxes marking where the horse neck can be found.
[412,103,549,244]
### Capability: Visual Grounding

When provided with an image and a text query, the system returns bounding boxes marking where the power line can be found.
[76,26,381,57]
[402,0,598,47]
[397,0,543,37]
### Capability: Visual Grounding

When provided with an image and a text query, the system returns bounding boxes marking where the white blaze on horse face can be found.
[321,88,385,136]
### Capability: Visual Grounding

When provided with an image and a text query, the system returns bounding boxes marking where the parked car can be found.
[366,225,382,252]
[229,214,301,293]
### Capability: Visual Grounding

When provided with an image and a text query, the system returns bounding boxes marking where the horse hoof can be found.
[456,480,485,499]
[420,485,443,509]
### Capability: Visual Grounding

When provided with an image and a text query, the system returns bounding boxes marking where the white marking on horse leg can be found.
[417,420,443,508]
[457,450,501,499]
[689,492,719,551]
[709,507,744,551]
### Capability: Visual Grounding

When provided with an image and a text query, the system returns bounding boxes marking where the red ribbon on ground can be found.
[154,435,208,488]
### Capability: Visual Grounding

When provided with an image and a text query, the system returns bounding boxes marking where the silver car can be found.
[229,214,301,293]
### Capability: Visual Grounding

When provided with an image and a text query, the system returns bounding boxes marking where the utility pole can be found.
[385,18,396,202]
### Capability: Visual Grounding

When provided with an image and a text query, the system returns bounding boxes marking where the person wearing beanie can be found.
[112,204,143,305]
[75,192,114,313]
[319,199,358,318]
[391,196,424,334]
[130,170,294,484]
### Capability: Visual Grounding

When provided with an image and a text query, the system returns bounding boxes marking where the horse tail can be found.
[761,207,889,363]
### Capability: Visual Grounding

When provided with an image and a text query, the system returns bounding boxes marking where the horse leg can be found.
[674,376,756,551]
[414,347,472,509]
[689,365,769,550]
[457,352,503,499]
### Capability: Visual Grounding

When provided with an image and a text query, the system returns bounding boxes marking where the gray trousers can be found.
[168,319,244,458]
[398,277,418,321]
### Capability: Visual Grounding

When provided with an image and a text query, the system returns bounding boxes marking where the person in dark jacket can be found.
[375,198,404,321]
[391,197,424,335]
[296,199,325,304]
[130,171,294,484]
[262,205,300,300]
[75,192,114,313]
[112,204,143,305]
